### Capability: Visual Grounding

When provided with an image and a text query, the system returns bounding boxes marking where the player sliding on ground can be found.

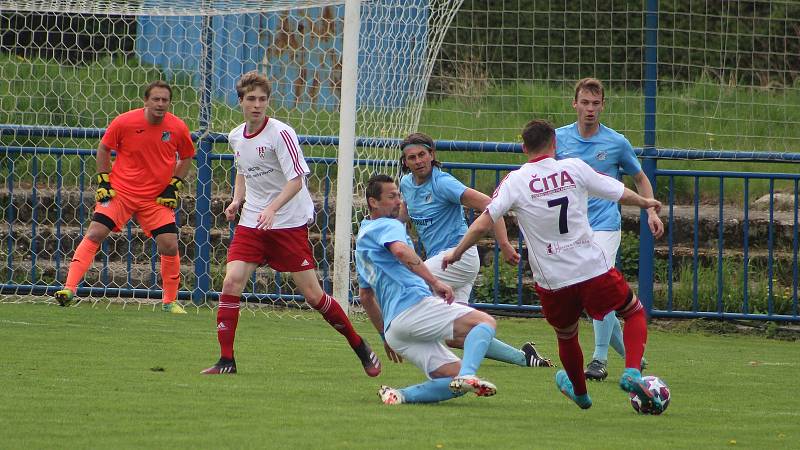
[357,175,497,405]
[201,71,380,376]
[442,119,665,412]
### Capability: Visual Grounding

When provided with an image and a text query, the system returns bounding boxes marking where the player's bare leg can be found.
[292,269,381,377]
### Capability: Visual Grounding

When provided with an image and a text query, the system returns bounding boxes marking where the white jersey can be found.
[228,117,314,229]
[486,155,625,290]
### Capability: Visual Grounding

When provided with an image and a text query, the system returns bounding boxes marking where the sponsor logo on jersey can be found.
[257,146,268,159]
[410,216,433,227]
[135,129,145,134]
[596,151,608,161]
[161,131,171,142]
[545,238,592,255]
[528,170,576,197]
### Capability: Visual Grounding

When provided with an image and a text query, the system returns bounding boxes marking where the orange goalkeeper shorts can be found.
[94,191,176,237]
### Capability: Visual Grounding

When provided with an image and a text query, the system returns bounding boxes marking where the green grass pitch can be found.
[0,303,796,449]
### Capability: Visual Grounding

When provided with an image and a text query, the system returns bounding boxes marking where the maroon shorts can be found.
[227,224,317,273]
[536,268,631,329]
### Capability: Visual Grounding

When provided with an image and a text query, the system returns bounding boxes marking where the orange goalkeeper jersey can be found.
[101,108,195,198]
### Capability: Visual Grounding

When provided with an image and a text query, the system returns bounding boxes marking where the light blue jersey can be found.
[355,217,432,330]
[555,122,642,231]
[400,167,468,257]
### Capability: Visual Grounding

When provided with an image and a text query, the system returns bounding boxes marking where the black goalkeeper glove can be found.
[95,172,116,203]
[156,176,185,209]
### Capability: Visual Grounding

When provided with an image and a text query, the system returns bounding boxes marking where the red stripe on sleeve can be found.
[280,130,304,176]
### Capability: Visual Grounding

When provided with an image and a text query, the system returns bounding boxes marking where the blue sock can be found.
[459,322,496,376]
[399,377,459,403]
[609,316,626,358]
[484,338,525,366]
[592,311,620,361]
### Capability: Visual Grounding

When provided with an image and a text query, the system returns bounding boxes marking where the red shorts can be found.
[227,224,317,273]
[94,191,175,237]
[536,268,631,329]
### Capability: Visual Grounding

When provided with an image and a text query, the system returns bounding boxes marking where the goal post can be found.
[332,0,360,311]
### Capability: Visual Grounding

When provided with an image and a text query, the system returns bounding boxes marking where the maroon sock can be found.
[558,334,587,396]
[622,308,648,370]
[312,293,362,348]
[217,294,241,360]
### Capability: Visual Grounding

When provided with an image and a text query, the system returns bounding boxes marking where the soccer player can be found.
[398,132,553,368]
[442,119,664,412]
[55,80,195,314]
[556,78,664,381]
[357,174,497,405]
[201,71,380,377]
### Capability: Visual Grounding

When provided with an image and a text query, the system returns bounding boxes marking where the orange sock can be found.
[160,253,181,304]
[64,238,100,292]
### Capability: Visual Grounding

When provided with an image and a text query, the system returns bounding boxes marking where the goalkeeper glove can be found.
[156,176,185,209]
[95,172,116,203]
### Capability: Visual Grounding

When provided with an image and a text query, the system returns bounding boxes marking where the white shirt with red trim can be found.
[486,155,625,290]
[228,117,314,229]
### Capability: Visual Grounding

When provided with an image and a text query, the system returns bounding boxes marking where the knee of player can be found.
[476,311,496,329]
[221,272,248,294]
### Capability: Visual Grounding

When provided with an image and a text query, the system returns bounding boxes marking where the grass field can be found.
[1,303,796,449]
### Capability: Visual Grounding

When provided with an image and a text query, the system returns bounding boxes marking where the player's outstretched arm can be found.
[461,188,519,264]
[619,187,662,214]
[442,211,494,270]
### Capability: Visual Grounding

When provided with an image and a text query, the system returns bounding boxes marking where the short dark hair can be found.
[574,77,604,101]
[365,174,394,210]
[521,119,555,153]
[399,132,441,173]
[144,80,172,100]
[236,70,272,100]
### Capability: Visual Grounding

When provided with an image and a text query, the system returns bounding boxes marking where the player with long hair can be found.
[398,132,553,368]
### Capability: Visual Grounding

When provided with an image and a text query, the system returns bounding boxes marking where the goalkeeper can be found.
[55,81,195,314]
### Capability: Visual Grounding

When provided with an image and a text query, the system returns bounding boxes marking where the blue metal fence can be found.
[1,125,799,322]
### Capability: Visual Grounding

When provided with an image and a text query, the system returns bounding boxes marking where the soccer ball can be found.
[629,375,670,415]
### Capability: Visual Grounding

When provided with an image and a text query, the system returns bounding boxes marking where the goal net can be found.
[0,0,462,313]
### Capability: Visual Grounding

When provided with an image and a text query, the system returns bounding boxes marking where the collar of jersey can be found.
[243,117,270,139]
[528,154,553,163]
[570,122,605,141]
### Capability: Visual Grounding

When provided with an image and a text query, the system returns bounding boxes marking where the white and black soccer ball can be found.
[630,375,671,415]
